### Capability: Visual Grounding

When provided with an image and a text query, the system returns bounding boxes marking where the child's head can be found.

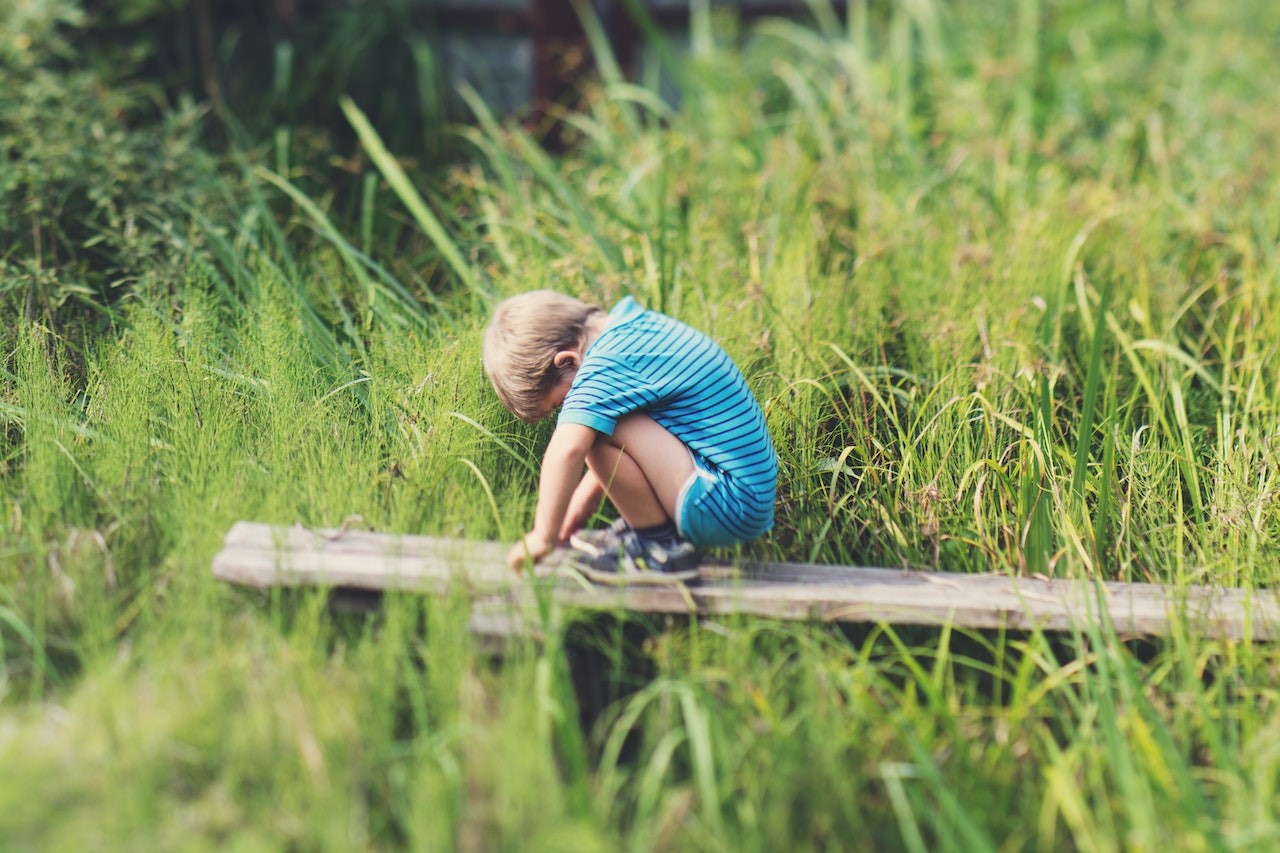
[483,290,605,421]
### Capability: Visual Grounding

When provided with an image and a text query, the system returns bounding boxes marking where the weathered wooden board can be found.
[211,521,1280,640]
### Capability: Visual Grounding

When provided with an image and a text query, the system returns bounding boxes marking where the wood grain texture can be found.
[212,522,1280,640]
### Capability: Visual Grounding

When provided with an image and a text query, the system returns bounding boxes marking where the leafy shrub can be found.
[0,0,222,339]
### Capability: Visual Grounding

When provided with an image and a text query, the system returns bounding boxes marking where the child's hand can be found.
[507,530,554,572]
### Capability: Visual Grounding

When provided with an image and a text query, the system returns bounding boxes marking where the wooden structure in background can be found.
[183,1,850,143]
[212,522,1280,641]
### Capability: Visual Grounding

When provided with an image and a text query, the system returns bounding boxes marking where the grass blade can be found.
[340,96,488,300]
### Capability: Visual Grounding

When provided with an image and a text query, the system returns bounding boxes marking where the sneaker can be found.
[567,516,630,554]
[568,522,700,585]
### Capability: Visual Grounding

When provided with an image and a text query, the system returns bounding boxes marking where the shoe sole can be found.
[567,530,700,584]
[574,563,700,586]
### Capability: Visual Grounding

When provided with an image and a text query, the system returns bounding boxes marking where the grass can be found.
[4,0,1280,848]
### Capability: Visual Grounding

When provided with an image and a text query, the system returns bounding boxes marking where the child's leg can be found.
[587,414,694,530]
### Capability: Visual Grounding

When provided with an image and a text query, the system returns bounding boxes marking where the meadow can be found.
[3,0,1280,849]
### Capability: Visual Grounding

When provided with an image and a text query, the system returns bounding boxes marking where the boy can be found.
[483,290,777,583]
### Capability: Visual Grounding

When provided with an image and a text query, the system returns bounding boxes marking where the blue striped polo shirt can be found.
[559,297,778,541]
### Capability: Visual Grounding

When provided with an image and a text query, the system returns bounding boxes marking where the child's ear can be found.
[552,350,581,370]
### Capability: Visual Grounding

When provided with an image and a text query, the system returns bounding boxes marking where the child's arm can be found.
[559,469,605,542]
[507,423,598,571]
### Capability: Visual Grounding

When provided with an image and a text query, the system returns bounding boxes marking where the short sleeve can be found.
[558,356,660,436]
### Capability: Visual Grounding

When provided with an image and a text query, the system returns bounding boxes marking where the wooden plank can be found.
[211,522,1280,640]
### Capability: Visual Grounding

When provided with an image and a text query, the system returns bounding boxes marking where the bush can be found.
[0,0,223,339]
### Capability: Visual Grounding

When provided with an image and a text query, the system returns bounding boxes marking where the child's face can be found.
[530,374,575,422]
[526,347,583,421]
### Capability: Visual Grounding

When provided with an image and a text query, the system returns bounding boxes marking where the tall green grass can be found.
[4,0,1280,848]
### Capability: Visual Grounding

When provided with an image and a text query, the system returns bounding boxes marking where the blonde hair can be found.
[482,290,604,421]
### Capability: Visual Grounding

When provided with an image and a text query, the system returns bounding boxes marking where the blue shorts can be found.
[674,452,774,548]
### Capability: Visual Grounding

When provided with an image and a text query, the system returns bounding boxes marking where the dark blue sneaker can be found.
[569,521,700,584]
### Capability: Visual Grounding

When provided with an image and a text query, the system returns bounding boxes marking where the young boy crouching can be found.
[483,290,777,582]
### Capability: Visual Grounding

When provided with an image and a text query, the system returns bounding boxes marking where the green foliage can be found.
[4,0,1280,849]
[0,0,222,338]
